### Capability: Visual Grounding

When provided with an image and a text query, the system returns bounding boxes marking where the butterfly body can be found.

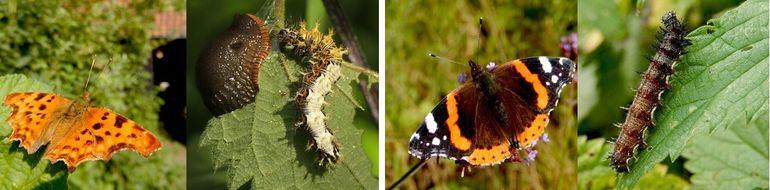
[408,57,575,167]
[4,92,161,172]
[31,95,87,154]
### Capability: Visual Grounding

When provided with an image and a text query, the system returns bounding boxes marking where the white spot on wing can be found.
[425,113,438,133]
[539,56,552,73]
[432,137,441,145]
[411,133,420,140]
[551,75,559,83]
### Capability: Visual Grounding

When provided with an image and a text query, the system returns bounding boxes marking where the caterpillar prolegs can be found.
[610,11,691,173]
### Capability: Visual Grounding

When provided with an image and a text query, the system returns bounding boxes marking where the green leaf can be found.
[618,0,769,188]
[577,136,616,190]
[577,136,690,190]
[0,74,68,189]
[199,53,377,189]
[682,110,769,190]
[635,165,690,189]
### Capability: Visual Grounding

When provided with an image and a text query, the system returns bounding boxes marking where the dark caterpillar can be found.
[277,23,347,166]
[610,11,691,173]
[195,14,271,116]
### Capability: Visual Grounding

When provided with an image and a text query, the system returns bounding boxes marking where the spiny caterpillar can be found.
[610,11,691,173]
[277,23,347,166]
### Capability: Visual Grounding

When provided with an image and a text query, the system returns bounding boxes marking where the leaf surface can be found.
[200,53,377,189]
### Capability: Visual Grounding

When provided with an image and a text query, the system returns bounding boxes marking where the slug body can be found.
[610,12,691,173]
[196,14,271,116]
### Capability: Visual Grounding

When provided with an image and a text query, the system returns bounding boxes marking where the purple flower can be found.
[570,33,578,50]
[486,62,497,71]
[559,32,578,61]
[541,133,550,143]
[457,73,467,83]
[527,150,538,162]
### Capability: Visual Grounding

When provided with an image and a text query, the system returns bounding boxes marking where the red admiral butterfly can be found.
[610,11,690,173]
[408,56,575,167]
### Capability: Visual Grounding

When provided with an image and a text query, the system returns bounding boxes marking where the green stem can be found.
[273,0,284,29]
[341,61,378,79]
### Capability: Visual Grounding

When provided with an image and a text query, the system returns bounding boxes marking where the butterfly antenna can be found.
[83,56,96,92]
[427,53,463,66]
[476,17,488,64]
[84,56,116,93]
[98,58,114,78]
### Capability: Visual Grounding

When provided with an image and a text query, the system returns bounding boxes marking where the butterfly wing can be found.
[408,95,473,160]
[3,92,71,154]
[408,57,575,166]
[453,86,519,166]
[408,85,519,166]
[494,57,575,149]
[43,107,161,172]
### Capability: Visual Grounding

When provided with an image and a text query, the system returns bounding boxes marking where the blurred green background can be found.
[386,0,577,189]
[187,0,378,189]
[577,0,746,189]
[0,0,186,189]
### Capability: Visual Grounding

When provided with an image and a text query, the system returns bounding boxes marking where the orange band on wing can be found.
[511,60,549,109]
[445,94,471,151]
[466,142,511,166]
[518,114,549,148]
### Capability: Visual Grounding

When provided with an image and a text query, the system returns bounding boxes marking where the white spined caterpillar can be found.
[277,23,347,166]
[610,11,691,173]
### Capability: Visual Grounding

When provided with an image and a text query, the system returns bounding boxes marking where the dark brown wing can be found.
[493,57,575,149]
[408,57,575,166]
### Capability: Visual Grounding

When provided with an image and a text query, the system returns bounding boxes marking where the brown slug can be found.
[195,14,271,116]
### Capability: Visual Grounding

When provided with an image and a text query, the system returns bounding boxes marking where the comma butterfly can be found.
[3,66,161,173]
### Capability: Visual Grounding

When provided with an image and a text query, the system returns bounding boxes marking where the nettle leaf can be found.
[578,136,689,190]
[682,110,769,189]
[199,53,377,189]
[0,74,68,189]
[618,0,769,188]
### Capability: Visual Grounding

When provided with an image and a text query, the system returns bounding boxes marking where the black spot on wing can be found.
[114,115,127,128]
[92,123,103,130]
[95,136,104,144]
[33,93,46,101]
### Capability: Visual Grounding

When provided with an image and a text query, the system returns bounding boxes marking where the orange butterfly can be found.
[3,91,161,172]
